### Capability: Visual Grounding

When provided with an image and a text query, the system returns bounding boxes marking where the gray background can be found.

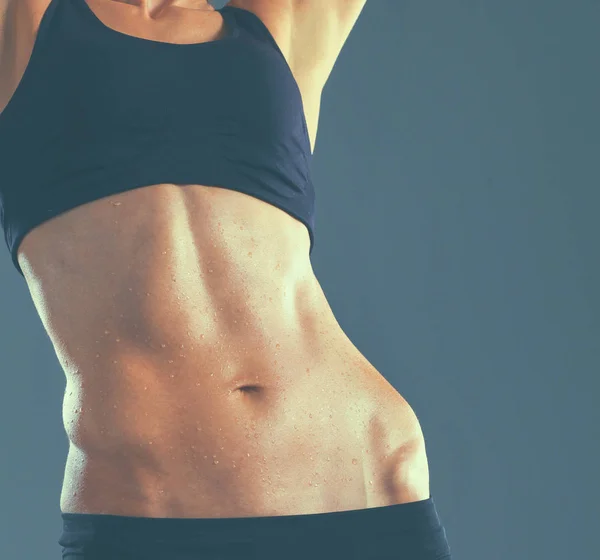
[1,1,598,558]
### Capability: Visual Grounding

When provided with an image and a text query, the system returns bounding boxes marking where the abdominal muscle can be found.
[18,183,428,518]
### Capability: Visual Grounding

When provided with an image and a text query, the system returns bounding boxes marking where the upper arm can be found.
[0,0,52,58]
[0,0,14,70]
[0,0,11,18]
[225,0,368,90]
[0,0,12,41]
[290,0,368,89]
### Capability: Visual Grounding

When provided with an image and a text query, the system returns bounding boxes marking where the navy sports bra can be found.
[0,0,315,277]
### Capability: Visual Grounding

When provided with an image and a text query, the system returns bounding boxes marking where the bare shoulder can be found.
[0,0,52,107]
[0,0,16,76]
[1,0,53,57]
[1,0,53,25]
[224,0,368,89]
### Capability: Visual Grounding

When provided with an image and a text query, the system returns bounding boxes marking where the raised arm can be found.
[226,0,368,89]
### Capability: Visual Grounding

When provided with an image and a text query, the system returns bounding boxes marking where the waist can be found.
[59,343,421,518]
[56,272,383,515]
[61,324,370,450]
[58,329,397,517]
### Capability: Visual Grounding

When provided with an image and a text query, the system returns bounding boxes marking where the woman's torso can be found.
[0,0,428,518]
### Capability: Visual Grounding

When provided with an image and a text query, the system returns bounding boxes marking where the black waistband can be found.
[59,497,452,559]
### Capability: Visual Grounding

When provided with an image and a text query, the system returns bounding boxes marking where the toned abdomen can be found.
[17,183,427,517]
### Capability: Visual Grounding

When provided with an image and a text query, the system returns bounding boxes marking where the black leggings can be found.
[59,496,452,559]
